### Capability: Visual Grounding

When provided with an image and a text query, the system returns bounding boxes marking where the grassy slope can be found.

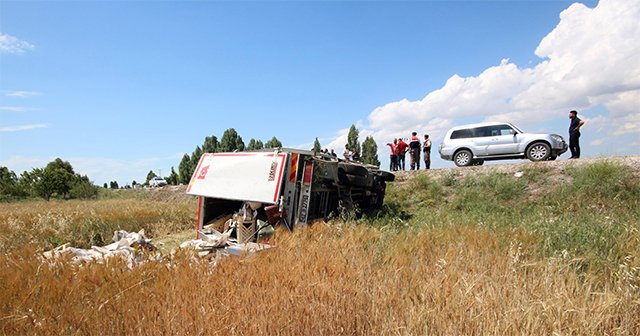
[0,158,639,334]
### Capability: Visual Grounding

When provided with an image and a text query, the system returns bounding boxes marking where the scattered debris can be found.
[514,172,524,178]
[42,230,156,265]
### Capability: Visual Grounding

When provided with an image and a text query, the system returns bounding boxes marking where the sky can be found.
[1,0,638,185]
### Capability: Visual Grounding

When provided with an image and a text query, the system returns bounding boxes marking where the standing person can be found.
[423,134,432,169]
[330,149,337,157]
[386,139,398,171]
[343,145,354,161]
[397,138,409,170]
[409,132,421,170]
[568,110,585,159]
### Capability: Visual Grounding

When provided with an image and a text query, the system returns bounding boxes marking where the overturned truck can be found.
[186,148,394,243]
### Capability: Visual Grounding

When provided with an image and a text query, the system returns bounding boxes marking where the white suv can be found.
[439,122,568,167]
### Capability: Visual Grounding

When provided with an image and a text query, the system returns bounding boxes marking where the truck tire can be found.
[377,171,395,182]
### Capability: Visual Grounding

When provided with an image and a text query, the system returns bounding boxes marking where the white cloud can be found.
[591,139,605,146]
[3,91,41,98]
[0,124,47,132]
[0,106,37,112]
[325,0,640,162]
[0,33,34,54]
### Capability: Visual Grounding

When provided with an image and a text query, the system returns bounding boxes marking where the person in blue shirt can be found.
[568,110,585,159]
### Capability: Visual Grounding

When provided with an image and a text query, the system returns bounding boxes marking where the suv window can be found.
[450,129,473,139]
[472,126,491,137]
[489,124,515,136]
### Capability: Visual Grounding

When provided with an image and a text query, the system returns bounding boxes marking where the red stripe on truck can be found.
[272,154,287,202]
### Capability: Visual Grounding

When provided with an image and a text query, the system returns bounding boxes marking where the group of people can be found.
[319,148,338,157]
[387,132,432,171]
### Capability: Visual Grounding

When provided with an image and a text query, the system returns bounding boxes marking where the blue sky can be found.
[1,0,638,184]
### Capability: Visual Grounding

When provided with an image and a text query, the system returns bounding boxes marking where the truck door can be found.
[186,152,288,204]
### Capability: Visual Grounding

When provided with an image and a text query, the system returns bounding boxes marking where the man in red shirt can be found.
[386,139,399,171]
[396,138,409,170]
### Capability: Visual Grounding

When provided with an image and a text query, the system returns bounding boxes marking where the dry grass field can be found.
[1,159,639,335]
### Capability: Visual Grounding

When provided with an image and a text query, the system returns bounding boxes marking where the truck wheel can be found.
[377,171,395,182]
[527,142,551,161]
[454,150,473,167]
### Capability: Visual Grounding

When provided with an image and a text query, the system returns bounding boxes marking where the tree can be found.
[265,136,282,149]
[0,166,21,199]
[45,158,76,199]
[178,154,192,184]
[70,175,98,199]
[347,124,361,156]
[202,135,219,153]
[235,136,245,152]
[46,158,75,175]
[166,167,179,185]
[132,180,137,187]
[362,136,380,166]
[219,128,244,152]
[103,182,108,188]
[255,140,264,150]
[247,138,256,151]
[25,168,57,201]
[145,170,157,185]
[110,181,119,189]
[313,137,321,152]
[190,146,202,177]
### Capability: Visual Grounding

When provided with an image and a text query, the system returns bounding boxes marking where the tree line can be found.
[165,124,381,186]
[0,158,98,201]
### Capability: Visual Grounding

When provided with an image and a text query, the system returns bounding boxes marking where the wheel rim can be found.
[529,145,548,160]
[455,152,470,165]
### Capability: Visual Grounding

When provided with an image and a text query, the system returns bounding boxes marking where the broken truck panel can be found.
[186,152,288,204]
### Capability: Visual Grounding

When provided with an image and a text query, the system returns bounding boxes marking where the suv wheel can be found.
[473,159,484,166]
[527,142,551,161]
[454,150,473,167]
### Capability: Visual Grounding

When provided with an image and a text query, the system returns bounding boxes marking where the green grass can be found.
[365,161,640,279]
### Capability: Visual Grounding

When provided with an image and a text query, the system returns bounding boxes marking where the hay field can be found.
[1,160,639,335]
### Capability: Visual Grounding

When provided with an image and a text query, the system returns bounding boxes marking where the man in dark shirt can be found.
[568,110,585,159]
[408,132,421,170]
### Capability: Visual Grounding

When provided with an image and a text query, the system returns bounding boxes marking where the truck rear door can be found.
[186,152,288,204]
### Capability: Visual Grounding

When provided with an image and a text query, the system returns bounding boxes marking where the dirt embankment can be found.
[392,155,640,184]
